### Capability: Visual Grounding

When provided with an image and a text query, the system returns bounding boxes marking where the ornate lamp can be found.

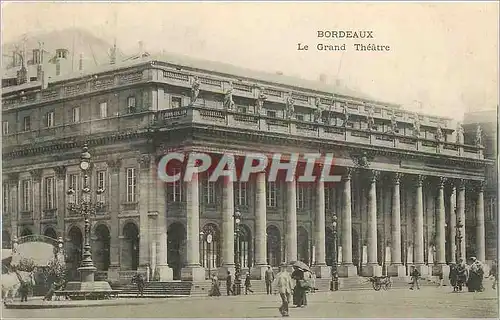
[233,208,242,295]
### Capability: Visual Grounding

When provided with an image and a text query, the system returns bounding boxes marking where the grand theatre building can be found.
[1,43,495,282]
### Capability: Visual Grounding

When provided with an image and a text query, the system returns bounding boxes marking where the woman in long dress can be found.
[467,257,484,292]
[208,274,221,297]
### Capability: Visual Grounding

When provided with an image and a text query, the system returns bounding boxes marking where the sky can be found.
[2,2,499,120]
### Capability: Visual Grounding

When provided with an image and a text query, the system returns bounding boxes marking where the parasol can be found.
[291,260,311,272]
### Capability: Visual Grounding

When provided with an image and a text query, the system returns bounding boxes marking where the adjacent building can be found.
[1,31,494,282]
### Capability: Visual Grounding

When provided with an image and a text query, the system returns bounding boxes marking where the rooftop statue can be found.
[475,124,483,146]
[255,87,267,114]
[456,123,464,144]
[435,125,444,142]
[390,110,398,134]
[413,114,421,137]
[366,106,375,131]
[190,76,201,105]
[343,104,349,127]
[313,97,323,123]
[285,92,295,119]
[223,83,235,111]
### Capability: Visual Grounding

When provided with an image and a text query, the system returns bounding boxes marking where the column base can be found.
[156,264,173,281]
[362,264,382,277]
[432,264,450,285]
[313,264,331,278]
[387,264,407,277]
[107,265,120,282]
[250,264,269,280]
[337,264,358,277]
[181,265,206,281]
[416,264,430,277]
[218,265,236,280]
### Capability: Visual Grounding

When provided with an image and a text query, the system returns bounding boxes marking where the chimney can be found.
[110,44,116,65]
[17,65,27,85]
[37,64,47,89]
[319,74,327,83]
[56,59,61,76]
[79,53,84,71]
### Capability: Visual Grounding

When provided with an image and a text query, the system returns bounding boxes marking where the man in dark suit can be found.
[226,271,233,296]
[265,266,275,295]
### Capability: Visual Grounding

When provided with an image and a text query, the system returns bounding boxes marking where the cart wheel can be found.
[383,281,391,290]
[372,282,381,291]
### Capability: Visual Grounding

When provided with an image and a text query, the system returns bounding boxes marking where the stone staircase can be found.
[112,276,443,297]
[110,281,192,298]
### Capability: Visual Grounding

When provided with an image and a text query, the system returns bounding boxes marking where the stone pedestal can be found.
[78,266,97,282]
[250,265,269,280]
[181,265,205,281]
[313,264,331,278]
[338,264,358,277]
[107,265,120,282]
[388,264,407,277]
[432,264,450,285]
[156,264,174,281]
[217,265,236,280]
[362,264,383,277]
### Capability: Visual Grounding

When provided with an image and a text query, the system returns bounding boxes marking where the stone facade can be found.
[1,56,493,282]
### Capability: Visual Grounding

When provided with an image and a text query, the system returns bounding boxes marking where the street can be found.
[2,287,498,319]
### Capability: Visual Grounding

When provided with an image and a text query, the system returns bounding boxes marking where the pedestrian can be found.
[226,271,233,296]
[145,264,150,283]
[467,257,485,292]
[132,272,145,297]
[208,273,221,297]
[19,280,29,302]
[409,266,420,290]
[265,266,275,295]
[274,263,293,317]
[291,266,310,307]
[489,260,497,290]
[244,273,253,294]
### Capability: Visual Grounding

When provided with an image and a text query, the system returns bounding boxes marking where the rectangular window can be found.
[97,170,106,203]
[202,174,216,205]
[325,187,333,211]
[266,181,277,207]
[126,168,137,202]
[46,111,55,128]
[167,168,183,202]
[23,116,31,131]
[267,110,276,118]
[296,114,304,121]
[2,183,9,213]
[99,102,108,118]
[296,183,308,209]
[72,107,80,123]
[22,179,32,211]
[237,106,247,114]
[235,182,248,207]
[68,174,79,204]
[44,177,55,210]
[127,97,136,113]
[171,96,182,109]
[2,121,8,135]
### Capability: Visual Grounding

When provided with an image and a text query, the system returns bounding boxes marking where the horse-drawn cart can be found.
[368,276,392,291]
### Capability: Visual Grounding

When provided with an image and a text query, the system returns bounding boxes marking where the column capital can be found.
[137,154,152,170]
[7,172,19,183]
[107,158,122,173]
[476,180,485,192]
[415,174,425,187]
[342,168,353,181]
[367,170,379,183]
[392,172,402,185]
[29,169,43,182]
[445,179,457,191]
[457,179,466,191]
[437,177,447,189]
[53,166,67,180]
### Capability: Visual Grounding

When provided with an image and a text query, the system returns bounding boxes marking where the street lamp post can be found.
[455,214,464,262]
[66,144,105,283]
[331,214,339,291]
[233,208,242,295]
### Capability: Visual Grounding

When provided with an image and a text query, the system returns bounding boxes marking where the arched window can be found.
[266,226,281,267]
[238,225,252,269]
[200,224,220,270]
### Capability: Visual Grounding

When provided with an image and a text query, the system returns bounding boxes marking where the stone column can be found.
[181,167,205,281]
[456,180,466,261]
[433,177,449,278]
[154,157,172,280]
[106,158,122,282]
[314,180,330,278]
[251,172,268,279]
[286,180,297,263]
[338,169,357,277]
[448,183,457,264]
[30,169,43,233]
[8,173,19,239]
[414,175,427,276]
[388,173,405,276]
[54,166,66,236]
[476,181,486,262]
[219,176,235,278]
[363,170,382,277]
[138,155,151,269]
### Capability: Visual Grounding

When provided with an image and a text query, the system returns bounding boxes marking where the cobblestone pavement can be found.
[2,286,498,319]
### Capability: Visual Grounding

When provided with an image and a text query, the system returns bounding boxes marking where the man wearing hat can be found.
[274,263,293,317]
